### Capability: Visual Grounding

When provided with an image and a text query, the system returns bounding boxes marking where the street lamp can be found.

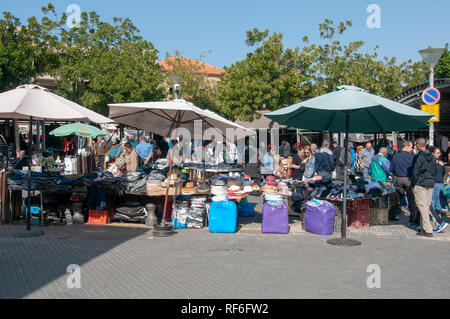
[418,48,445,146]
[169,73,182,99]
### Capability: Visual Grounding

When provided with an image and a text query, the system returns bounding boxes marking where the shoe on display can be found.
[434,222,448,233]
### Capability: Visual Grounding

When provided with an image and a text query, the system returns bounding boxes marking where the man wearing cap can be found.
[136,136,153,167]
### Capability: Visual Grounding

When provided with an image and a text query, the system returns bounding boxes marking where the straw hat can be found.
[182,182,197,195]
[251,184,260,191]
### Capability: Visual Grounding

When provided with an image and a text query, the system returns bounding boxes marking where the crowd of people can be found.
[260,138,449,237]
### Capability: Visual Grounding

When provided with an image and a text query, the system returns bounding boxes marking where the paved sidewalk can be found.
[1,195,449,299]
[1,217,449,299]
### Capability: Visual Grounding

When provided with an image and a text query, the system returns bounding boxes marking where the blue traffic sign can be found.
[422,88,441,105]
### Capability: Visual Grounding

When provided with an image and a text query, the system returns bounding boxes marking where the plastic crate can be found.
[370,207,389,225]
[333,210,342,233]
[88,210,109,225]
[346,198,370,229]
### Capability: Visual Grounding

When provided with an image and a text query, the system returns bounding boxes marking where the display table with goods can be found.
[281,176,401,234]
[6,168,122,226]
[167,172,261,232]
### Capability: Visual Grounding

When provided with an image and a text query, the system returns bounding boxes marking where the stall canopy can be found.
[50,122,108,138]
[265,85,433,133]
[0,84,114,124]
[266,85,434,246]
[108,98,254,139]
[0,84,113,237]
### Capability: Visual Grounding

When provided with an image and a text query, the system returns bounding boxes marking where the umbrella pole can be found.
[13,116,43,238]
[327,111,360,247]
[27,117,32,232]
[161,158,174,225]
[153,120,181,237]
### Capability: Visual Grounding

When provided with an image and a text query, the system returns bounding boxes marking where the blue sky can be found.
[2,0,449,69]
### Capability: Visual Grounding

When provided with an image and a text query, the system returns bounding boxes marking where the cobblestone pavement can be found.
[1,200,449,299]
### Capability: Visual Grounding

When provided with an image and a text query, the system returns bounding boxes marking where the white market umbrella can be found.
[108,99,253,236]
[0,84,114,123]
[0,85,111,237]
[108,99,253,139]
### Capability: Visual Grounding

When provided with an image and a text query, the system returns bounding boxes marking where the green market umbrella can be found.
[50,122,108,138]
[266,85,434,246]
[265,85,432,133]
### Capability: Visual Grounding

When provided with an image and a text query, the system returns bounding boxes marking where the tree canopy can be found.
[0,12,56,91]
[216,20,431,121]
[26,3,165,113]
[0,5,444,120]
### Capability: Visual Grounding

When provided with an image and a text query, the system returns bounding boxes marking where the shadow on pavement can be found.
[0,224,151,298]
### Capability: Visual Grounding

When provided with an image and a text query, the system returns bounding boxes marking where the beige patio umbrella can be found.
[108,98,253,139]
[108,98,254,236]
[0,84,113,123]
[0,85,112,237]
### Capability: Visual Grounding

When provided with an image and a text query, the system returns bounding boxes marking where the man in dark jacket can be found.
[315,141,334,179]
[390,141,419,228]
[412,138,437,237]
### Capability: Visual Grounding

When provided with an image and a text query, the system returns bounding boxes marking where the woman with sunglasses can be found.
[303,145,316,180]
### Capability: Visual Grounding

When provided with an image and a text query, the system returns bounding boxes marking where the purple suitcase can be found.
[305,200,335,236]
[261,202,289,234]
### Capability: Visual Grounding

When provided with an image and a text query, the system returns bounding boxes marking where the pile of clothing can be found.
[186,196,207,228]
[172,200,190,228]
[71,183,88,202]
[114,202,148,223]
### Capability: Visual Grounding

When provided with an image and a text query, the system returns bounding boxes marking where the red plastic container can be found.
[88,210,109,225]
[346,198,370,229]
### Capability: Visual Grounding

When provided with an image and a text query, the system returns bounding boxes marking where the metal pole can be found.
[393,131,398,155]
[429,66,435,146]
[341,112,349,239]
[26,116,33,231]
[42,121,46,151]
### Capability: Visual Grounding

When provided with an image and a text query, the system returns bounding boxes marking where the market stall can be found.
[108,98,254,235]
[0,84,114,236]
[266,85,434,245]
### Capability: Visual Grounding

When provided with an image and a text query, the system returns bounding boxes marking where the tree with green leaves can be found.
[216,28,313,121]
[217,20,432,121]
[301,19,428,98]
[28,3,164,113]
[0,12,56,91]
[435,44,450,79]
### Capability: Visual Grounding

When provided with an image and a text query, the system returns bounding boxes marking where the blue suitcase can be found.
[209,200,237,233]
